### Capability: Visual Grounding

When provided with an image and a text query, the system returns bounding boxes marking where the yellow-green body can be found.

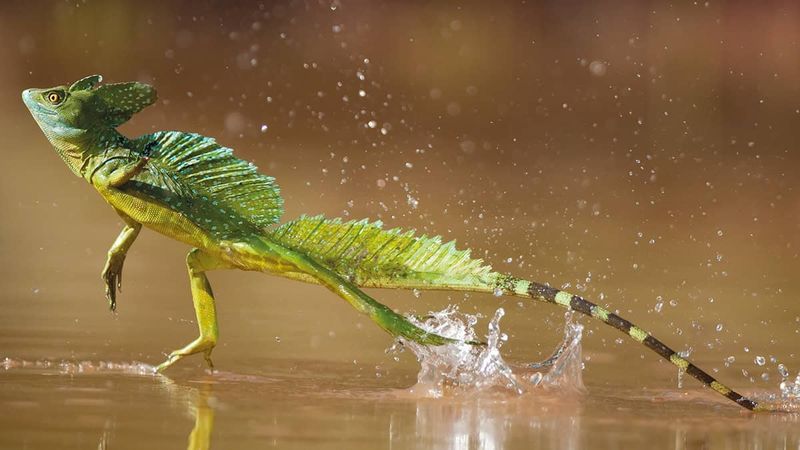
[22,75,765,411]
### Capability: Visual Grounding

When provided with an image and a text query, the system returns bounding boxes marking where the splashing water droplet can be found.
[755,356,766,366]
[493,287,503,297]
[393,306,584,398]
[778,369,800,404]
[724,355,735,367]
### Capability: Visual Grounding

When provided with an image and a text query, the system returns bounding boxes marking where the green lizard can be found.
[22,75,764,411]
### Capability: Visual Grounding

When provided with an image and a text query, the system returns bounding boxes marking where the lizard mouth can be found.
[31,107,57,116]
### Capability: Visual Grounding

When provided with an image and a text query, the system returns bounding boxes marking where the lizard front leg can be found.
[102,210,142,311]
[90,154,149,190]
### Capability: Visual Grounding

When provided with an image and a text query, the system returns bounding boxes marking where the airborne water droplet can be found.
[778,364,789,379]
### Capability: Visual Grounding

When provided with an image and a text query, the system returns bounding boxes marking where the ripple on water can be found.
[1,357,156,376]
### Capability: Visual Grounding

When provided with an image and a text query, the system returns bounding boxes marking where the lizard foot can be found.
[155,337,216,372]
[101,252,127,311]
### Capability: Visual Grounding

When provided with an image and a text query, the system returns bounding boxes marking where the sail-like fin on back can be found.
[135,131,283,228]
[269,215,495,288]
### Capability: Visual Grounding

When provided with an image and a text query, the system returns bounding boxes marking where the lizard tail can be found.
[499,277,762,411]
[263,214,763,410]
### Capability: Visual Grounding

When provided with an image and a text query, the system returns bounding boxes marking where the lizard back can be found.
[118,131,284,241]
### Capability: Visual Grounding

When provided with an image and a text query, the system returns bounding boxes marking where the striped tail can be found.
[509,279,761,411]
[260,214,761,410]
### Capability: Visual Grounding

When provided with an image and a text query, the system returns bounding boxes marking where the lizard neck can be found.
[48,127,130,179]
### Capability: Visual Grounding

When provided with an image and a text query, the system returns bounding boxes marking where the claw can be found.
[203,350,214,370]
[105,284,117,311]
[102,252,126,312]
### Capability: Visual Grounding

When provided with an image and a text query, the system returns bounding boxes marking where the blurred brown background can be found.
[1,0,799,389]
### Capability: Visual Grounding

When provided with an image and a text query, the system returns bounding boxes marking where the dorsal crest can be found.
[135,131,284,229]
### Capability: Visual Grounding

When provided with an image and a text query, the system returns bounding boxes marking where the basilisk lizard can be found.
[22,75,763,411]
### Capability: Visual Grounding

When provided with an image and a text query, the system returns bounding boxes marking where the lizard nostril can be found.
[21,89,36,103]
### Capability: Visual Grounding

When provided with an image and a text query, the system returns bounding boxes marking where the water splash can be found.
[391,306,584,397]
[771,366,800,412]
[533,312,585,391]
[737,364,800,413]
[1,357,156,376]
[780,374,800,398]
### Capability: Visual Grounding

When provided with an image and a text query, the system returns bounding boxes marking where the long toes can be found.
[203,351,214,369]
[155,354,181,373]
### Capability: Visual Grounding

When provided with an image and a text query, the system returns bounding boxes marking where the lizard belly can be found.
[102,189,214,249]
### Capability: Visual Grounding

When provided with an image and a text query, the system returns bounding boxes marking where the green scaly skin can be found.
[23,75,765,412]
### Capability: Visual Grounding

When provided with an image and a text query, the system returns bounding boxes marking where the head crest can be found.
[68,74,157,127]
[94,81,157,127]
[69,74,103,92]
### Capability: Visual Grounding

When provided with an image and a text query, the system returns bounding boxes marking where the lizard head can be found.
[22,74,157,147]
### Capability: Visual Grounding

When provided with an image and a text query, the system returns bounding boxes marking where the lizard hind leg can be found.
[266,242,462,347]
[156,249,230,373]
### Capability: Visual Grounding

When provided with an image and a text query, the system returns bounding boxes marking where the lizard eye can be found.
[46,91,64,105]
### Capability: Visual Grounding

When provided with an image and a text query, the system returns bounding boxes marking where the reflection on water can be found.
[404,395,583,450]
[2,357,799,449]
[181,382,214,450]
